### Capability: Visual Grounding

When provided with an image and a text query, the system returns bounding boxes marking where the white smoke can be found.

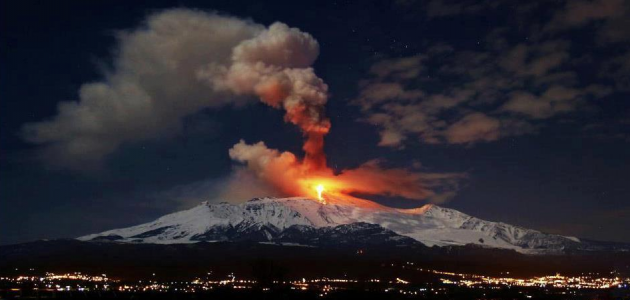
[21,9,326,170]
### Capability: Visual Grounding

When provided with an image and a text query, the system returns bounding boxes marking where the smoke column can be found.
[204,22,331,171]
[21,9,462,204]
[219,22,463,203]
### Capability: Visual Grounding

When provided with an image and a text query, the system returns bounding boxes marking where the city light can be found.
[1,267,628,298]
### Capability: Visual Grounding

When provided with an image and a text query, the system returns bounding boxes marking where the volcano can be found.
[77,197,601,254]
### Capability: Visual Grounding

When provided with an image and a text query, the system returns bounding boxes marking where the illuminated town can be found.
[2,263,629,299]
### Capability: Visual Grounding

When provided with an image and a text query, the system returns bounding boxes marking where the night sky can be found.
[2,0,630,245]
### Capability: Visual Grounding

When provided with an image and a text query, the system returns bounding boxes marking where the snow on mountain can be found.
[78,197,581,254]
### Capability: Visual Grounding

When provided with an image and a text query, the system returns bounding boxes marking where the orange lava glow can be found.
[300,176,341,201]
[225,40,463,208]
[292,166,435,208]
[231,136,462,208]
[230,138,460,208]
[315,184,325,201]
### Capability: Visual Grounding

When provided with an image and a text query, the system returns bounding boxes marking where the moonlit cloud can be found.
[545,0,626,31]
[354,33,613,147]
[444,113,500,144]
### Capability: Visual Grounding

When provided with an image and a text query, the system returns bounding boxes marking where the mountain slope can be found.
[78,197,582,254]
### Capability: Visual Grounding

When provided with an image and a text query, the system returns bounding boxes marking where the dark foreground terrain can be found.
[1,239,630,279]
[1,240,630,299]
[2,289,628,300]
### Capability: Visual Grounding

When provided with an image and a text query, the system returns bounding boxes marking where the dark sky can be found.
[2,0,630,245]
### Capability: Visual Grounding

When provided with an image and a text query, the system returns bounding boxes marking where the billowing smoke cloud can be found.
[155,167,283,208]
[202,23,330,170]
[22,9,328,170]
[229,140,463,204]
[23,8,462,205]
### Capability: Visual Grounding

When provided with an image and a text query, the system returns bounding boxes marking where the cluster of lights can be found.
[1,272,116,293]
[3,267,628,296]
[438,273,626,289]
[43,272,110,282]
[2,272,112,283]
[395,262,629,290]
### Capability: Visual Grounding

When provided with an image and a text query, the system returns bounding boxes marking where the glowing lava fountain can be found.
[316,184,325,202]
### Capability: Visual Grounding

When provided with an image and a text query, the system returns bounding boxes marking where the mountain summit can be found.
[78,197,587,254]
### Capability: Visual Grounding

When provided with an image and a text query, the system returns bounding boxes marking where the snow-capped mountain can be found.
[78,197,583,254]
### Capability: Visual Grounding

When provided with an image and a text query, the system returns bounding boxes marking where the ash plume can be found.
[21,8,462,205]
[229,140,463,204]
[22,10,329,171]
[202,22,331,170]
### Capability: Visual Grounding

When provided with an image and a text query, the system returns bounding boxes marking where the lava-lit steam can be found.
[205,22,331,171]
[19,8,461,205]
[229,140,462,206]
[221,22,463,205]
